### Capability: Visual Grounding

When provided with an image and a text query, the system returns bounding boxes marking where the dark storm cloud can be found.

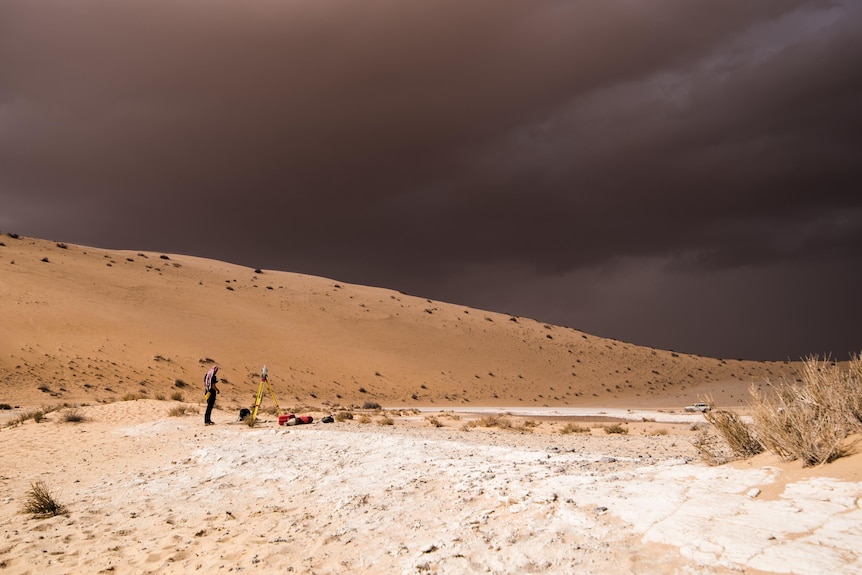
[2,0,861,359]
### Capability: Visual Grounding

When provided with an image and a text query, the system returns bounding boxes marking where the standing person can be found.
[204,365,219,425]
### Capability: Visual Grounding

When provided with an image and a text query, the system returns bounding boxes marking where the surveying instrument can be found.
[249,365,283,426]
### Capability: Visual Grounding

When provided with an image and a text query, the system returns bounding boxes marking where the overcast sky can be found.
[2,0,861,360]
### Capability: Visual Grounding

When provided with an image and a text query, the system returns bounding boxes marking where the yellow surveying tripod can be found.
[249,365,282,426]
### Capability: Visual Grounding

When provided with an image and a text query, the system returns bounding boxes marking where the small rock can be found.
[747,488,761,498]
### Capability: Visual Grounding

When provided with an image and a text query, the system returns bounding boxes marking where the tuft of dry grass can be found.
[560,422,590,435]
[701,355,862,467]
[170,391,184,402]
[748,356,859,466]
[357,415,371,424]
[693,431,736,466]
[4,406,61,428]
[474,415,512,429]
[168,405,188,417]
[334,411,353,422]
[603,423,628,435]
[703,403,763,460]
[426,416,443,428]
[21,480,67,517]
[377,416,394,426]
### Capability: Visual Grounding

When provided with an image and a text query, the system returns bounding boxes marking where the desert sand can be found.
[1,235,860,574]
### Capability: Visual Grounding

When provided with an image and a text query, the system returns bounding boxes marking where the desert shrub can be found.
[471,415,512,429]
[604,423,628,435]
[362,401,381,410]
[60,408,86,423]
[168,406,187,417]
[171,391,184,402]
[703,405,762,459]
[122,393,141,401]
[22,480,66,517]
[748,356,860,466]
[377,416,394,426]
[0,403,12,410]
[334,411,353,422]
[560,423,589,434]
[357,415,371,424]
[693,431,735,466]
[174,379,187,388]
[651,428,669,436]
[426,416,443,428]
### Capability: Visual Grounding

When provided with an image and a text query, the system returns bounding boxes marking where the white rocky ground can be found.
[1,401,860,574]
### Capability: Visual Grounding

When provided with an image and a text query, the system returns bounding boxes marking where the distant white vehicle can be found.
[685,403,711,413]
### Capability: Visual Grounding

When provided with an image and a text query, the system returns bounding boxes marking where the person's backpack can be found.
[322,415,334,423]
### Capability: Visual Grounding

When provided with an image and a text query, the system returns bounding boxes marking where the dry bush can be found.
[335,411,353,422]
[60,408,86,423]
[122,393,141,401]
[651,428,669,436]
[168,406,188,417]
[603,423,628,435]
[703,404,763,460]
[377,416,394,426]
[426,416,443,428]
[154,393,166,401]
[362,401,381,410]
[560,422,589,435]
[22,480,67,517]
[466,415,511,429]
[170,391,184,402]
[748,356,859,466]
[692,431,736,466]
[357,415,371,424]
[6,406,59,427]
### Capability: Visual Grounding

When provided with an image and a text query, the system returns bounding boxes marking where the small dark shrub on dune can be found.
[22,480,67,517]
[60,408,86,423]
[362,401,381,410]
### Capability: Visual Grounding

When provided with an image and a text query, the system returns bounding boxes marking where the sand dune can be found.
[1,235,802,411]
[1,235,860,574]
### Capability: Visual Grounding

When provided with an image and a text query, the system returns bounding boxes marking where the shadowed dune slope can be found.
[1,236,802,408]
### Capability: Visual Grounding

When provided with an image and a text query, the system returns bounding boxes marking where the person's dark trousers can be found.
[204,392,217,424]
